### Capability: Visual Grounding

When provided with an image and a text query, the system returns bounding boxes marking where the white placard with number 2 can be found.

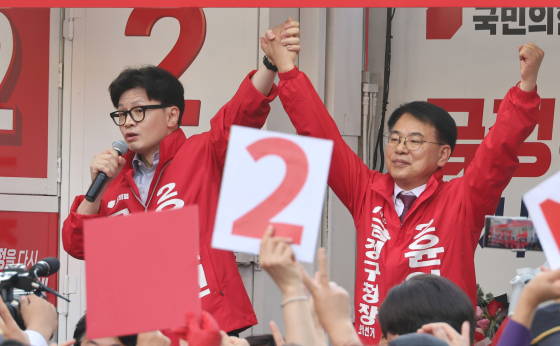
[212,125,333,263]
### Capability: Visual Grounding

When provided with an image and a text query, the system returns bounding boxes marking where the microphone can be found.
[30,257,60,277]
[85,140,129,202]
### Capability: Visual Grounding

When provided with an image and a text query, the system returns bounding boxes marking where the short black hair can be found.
[379,274,475,343]
[109,66,185,127]
[73,314,137,346]
[387,101,457,152]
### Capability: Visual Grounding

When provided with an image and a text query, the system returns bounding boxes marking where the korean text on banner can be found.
[212,125,333,263]
[84,205,201,339]
[523,170,560,269]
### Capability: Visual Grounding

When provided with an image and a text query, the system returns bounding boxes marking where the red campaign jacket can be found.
[278,67,539,344]
[62,70,278,333]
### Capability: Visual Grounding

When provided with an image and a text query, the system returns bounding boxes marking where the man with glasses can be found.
[62,19,300,335]
[264,32,544,345]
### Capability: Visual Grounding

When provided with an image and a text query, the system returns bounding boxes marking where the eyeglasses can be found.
[109,104,170,126]
[384,133,444,151]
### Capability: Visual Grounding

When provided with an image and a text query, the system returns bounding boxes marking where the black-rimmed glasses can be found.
[384,133,444,151]
[110,104,170,126]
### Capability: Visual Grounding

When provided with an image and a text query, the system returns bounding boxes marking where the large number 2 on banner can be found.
[125,8,206,126]
[232,138,309,244]
[0,10,22,142]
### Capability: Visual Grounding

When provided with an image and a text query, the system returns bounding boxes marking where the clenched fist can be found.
[518,43,544,92]
[90,147,126,184]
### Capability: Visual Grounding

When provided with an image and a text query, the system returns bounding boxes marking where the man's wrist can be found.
[519,80,537,92]
[277,62,295,74]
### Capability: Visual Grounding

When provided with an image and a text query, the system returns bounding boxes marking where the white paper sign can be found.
[212,125,334,263]
[523,170,560,270]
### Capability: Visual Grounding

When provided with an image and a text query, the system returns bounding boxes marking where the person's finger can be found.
[266,29,275,40]
[261,225,275,257]
[461,321,470,344]
[281,28,299,38]
[299,264,317,294]
[269,321,285,346]
[546,267,560,280]
[317,248,329,286]
[280,240,295,261]
[285,20,300,29]
[200,311,220,331]
[280,37,299,46]
[220,331,233,346]
[432,325,451,343]
[287,45,301,53]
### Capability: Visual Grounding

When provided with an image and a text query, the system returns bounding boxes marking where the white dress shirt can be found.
[393,183,427,217]
[132,151,160,204]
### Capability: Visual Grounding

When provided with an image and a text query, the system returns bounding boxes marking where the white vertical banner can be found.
[212,126,333,263]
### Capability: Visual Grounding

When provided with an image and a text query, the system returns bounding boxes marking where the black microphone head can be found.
[112,140,129,156]
[34,257,60,277]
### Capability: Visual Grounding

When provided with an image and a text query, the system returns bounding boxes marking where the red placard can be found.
[0,211,59,306]
[84,205,201,339]
[0,9,50,178]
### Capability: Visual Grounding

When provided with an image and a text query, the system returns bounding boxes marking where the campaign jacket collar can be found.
[120,129,187,205]
[371,168,444,214]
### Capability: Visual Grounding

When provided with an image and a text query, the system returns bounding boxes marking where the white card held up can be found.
[523,170,560,270]
[212,125,333,263]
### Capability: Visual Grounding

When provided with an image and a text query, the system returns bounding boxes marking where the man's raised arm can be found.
[462,43,543,231]
[264,25,373,220]
[209,18,301,170]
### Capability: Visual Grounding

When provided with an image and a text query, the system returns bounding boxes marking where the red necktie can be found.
[398,192,417,224]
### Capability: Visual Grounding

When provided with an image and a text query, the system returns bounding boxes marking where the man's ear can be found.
[167,106,180,129]
[437,145,452,168]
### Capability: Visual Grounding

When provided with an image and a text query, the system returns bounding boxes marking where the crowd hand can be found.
[20,295,58,343]
[518,42,544,92]
[173,311,222,346]
[137,331,171,346]
[0,298,30,344]
[50,340,76,346]
[309,296,328,346]
[417,322,470,346]
[259,226,303,298]
[300,248,360,346]
[219,331,250,346]
[513,266,560,328]
[260,17,300,73]
[269,321,285,346]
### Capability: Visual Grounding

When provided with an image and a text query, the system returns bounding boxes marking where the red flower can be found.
[474,330,485,342]
[487,300,504,318]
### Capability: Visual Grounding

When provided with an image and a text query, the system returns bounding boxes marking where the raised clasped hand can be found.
[260,17,300,73]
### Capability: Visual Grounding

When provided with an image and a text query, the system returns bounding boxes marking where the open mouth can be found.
[125,133,138,141]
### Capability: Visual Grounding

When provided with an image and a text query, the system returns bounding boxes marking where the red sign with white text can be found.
[0,9,50,178]
[0,211,59,306]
